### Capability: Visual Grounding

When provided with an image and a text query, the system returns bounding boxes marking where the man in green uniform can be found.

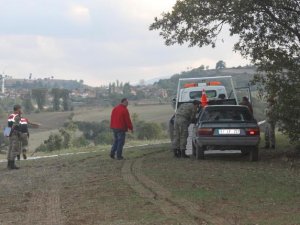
[7,104,22,169]
[173,100,199,158]
[16,117,40,160]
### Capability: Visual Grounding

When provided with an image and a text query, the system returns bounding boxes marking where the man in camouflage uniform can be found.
[7,104,22,169]
[173,100,199,158]
[264,100,276,149]
[17,117,39,160]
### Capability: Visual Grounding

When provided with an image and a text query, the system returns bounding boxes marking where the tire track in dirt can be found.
[122,159,198,225]
[24,177,64,225]
[123,153,232,225]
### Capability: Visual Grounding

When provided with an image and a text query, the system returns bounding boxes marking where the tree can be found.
[199,65,205,70]
[215,60,226,70]
[22,93,34,113]
[31,88,47,111]
[50,88,61,111]
[150,0,300,143]
[123,82,131,97]
[61,89,70,111]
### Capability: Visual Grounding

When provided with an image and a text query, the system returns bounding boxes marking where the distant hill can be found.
[154,66,257,96]
[5,78,87,90]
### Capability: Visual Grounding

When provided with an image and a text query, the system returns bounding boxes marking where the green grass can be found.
[73,104,173,123]
[142,143,300,225]
[0,140,299,224]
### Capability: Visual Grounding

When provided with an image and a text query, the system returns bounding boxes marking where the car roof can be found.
[203,105,249,110]
[203,105,249,109]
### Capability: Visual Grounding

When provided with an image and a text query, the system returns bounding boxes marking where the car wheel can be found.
[249,146,259,162]
[241,148,249,156]
[196,145,205,160]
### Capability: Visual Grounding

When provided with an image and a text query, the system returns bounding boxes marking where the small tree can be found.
[31,88,47,111]
[215,60,226,70]
[61,89,70,111]
[50,88,61,111]
[23,97,34,114]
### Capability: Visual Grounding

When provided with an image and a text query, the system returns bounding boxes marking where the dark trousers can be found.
[110,129,126,158]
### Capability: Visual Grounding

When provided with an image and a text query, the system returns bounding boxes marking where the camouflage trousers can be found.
[172,117,189,150]
[265,122,276,147]
[7,133,21,161]
[20,133,29,153]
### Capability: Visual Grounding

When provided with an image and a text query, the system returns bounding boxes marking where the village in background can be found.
[0,62,257,114]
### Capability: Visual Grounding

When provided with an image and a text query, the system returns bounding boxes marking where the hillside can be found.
[155,66,257,97]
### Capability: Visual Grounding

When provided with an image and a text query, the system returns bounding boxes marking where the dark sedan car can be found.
[192,105,260,161]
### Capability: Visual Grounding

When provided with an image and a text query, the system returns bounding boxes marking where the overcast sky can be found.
[0,0,249,87]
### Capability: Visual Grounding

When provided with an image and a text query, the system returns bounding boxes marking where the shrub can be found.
[72,136,89,147]
[36,133,63,152]
[135,121,163,140]
[94,132,113,145]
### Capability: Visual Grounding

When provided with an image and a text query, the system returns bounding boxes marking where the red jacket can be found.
[110,104,133,131]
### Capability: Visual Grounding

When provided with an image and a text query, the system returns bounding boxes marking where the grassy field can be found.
[0,103,299,224]
[0,104,174,158]
[73,104,174,123]
[0,142,299,225]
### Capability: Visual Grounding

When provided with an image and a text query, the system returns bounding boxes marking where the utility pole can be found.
[0,74,4,94]
[0,74,8,94]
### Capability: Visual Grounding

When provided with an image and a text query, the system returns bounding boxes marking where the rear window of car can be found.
[201,107,254,122]
[189,90,217,99]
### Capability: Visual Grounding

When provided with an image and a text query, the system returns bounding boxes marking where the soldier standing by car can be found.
[173,100,199,158]
[264,98,276,149]
[239,96,253,115]
[7,104,22,169]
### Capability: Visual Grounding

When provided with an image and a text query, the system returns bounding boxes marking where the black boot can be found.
[23,152,27,160]
[9,160,19,170]
[17,155,20,160]
[173,149,180,158]
[181,150,189,158]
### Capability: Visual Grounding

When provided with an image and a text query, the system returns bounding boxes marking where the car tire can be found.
[249,146,259,162]
[196,145,205,160]
[241,149,249,156]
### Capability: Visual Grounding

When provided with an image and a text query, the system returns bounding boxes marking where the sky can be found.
[0,0,249,87]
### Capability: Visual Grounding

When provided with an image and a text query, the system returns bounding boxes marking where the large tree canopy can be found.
[150,0,300,143]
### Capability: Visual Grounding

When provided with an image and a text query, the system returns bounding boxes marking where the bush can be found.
[94,132,113,145]
[72,136,89,147]
[35,143,48,152]
[75,120,111,141]
[36,133,63,152]
[135,121,164,140]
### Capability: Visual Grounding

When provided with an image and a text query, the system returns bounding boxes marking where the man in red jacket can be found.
[110,98,133,160]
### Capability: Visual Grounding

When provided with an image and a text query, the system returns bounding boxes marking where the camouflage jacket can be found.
[175,103,196,122]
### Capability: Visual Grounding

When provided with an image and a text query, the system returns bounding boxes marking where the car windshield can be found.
[189,90,217,99]
[201,107,254,122]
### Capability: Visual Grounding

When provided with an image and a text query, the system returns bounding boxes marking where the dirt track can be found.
[0,146,217,225]
[0,144,299,225]
[122,154,232,225]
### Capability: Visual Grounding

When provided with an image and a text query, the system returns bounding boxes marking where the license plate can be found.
[218,129,240,135]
